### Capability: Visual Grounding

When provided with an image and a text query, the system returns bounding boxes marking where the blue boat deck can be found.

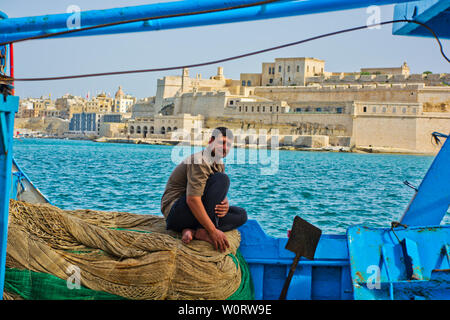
[238,220,353,300]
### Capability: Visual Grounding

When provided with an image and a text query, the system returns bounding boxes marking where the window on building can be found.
[251,106,254,112]
[336,107,343,114]
[287,66,290,72]
[296,108,302,112]
[276,106,279,112]
[278,66,282,72]
[263,106,265,112]
[257,106,260,112]
[239,106,242,112]
[270,106,273,112]
[363,106,367,112]
[247,80,251,86]
[229,100,234,105]
[297,66,300,72]
[382,107,387,113]
[269,79,273,84]
[245,106,248,112]
[316,108,322,112]
[392,107,396,113]
[242,80,246,86]
[402,108,406,113]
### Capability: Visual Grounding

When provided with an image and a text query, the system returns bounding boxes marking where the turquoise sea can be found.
[12,138,448,237]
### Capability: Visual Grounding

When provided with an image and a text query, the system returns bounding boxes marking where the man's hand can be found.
[209,228,230,252]
[215,197,229,218]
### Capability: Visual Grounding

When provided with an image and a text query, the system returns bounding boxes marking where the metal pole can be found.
[9,43,13,96]
[0,0,418,43]
[0,95,19,300]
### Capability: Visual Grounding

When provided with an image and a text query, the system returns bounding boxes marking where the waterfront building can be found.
[55,94,86,119]
[18,99,35,118]
[67,111,130,137]
[154,67,240,113]
[130,97,156,119]
[39,107,61,118]
[95,93,114,113]
[126,113,204,139]
[360,61,410,75]
[31,97,54,118]
[151,57,449,153]
[113,86,136,113]
[242,57,326,87]
[98,114,126,138]
[68,112,98,136]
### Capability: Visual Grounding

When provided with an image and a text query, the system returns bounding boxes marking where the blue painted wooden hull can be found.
[238,220,353,300]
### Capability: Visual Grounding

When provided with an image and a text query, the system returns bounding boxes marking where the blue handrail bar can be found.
[0,0,418,44]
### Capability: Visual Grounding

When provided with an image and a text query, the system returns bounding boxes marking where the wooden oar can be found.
[279,216,322,300]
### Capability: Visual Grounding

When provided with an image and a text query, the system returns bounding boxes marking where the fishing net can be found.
[3,199,254,300]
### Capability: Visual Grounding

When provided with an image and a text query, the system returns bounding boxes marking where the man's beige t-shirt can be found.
[160,150,225,218]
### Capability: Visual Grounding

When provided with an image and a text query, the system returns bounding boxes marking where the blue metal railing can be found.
[0,0,418,44]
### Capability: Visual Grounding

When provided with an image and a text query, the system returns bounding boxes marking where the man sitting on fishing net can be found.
[161,126,247,252]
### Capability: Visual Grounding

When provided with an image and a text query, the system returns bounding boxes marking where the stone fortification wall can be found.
[254,83,450,105]
[306,73,450,87]
[174,91,228,118]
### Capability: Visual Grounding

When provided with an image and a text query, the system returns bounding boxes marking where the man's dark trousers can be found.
[166,172,247,232]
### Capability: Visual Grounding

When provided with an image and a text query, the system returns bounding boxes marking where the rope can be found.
[6,199,245,300]
[390,221,408,244]
[403,180,418,192]
[431,131,449,146]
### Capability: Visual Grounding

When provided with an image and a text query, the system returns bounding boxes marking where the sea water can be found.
[13,138,447,237]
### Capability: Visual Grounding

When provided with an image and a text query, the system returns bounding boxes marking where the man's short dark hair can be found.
[211,126,234,142]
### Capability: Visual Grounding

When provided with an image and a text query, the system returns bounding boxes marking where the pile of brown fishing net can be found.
[5,199,244,300]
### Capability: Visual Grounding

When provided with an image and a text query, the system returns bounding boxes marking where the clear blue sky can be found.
[2,0,449,99]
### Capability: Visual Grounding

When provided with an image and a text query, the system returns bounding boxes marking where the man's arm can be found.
[186,196,229,252]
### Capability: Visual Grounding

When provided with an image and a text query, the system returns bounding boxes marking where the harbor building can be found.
[147,57,449,154]
[67,112,127,137]
[68,112,98,136]
[113,86,136,113]
[126,113,204,139]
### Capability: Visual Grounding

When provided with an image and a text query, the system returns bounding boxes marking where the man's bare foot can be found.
[194,228,214,246]
[181,228,195,244]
